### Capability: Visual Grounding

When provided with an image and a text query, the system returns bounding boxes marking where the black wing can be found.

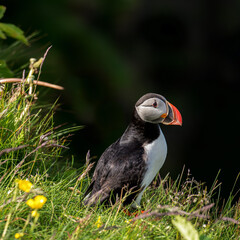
[83,139,146,206]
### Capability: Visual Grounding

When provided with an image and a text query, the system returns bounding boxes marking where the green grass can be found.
[0,70,239,240]
[0,160,239,240]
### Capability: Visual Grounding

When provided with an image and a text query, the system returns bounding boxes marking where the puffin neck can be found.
[120,110,160,145]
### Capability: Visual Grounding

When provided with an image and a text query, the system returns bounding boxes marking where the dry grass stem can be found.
[0,78,64,90]
[0,145,29,158]
[77,163,95,182]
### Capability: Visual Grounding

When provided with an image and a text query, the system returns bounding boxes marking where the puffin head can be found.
[135,93,182,126]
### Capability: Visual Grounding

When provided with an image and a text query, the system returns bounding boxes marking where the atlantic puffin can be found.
[84,93,182,207]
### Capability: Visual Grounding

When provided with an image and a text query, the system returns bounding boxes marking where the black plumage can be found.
[83,93,182,207]
[84,109,160,206]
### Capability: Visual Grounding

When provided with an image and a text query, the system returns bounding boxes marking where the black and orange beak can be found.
[162,101,182,126]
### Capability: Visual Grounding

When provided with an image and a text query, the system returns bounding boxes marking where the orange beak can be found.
[167,102,182,126]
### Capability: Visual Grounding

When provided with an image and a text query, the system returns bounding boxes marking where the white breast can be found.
[142,127,167,188]
[133,127,167,207]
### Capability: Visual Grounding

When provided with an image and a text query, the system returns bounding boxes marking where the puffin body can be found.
[84,93,182,207]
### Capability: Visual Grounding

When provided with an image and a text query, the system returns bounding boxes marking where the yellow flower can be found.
[17,179,32,192]
[26,195,47,209]
[95,216,102,228]
[125,219,132,224]
[34,195,47,208]
[26,198,35,208]
[15,232,24,239]
[31,210,40,218]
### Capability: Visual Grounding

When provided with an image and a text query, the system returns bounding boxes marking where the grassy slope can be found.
[0,84,239,240]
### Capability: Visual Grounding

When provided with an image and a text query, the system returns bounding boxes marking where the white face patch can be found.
[135,98,167,123]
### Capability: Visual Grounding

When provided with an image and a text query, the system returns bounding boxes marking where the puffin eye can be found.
[152,101,158,108]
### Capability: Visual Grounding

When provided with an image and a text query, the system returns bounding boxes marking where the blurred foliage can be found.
[0,59,13,78]
[0,5,28,45]
[0,5,29,79]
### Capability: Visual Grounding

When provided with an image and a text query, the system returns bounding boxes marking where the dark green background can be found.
[2,0,240,199]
